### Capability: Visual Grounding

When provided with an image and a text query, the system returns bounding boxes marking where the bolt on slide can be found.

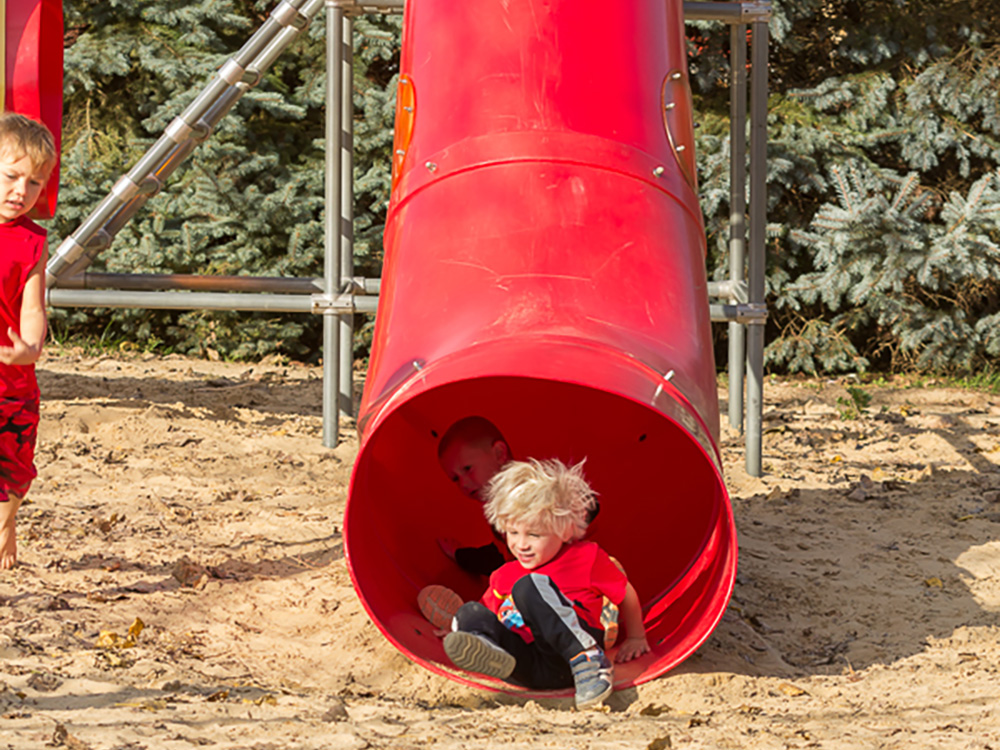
[346,0,737,694]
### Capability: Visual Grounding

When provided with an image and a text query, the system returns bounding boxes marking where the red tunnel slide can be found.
[345,0,737,694]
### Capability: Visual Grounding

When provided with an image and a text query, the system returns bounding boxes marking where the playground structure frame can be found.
[43,0,770,475]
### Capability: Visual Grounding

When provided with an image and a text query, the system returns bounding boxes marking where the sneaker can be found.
[418,585,463,630]
[443,631,515,679]
[569,648,614,709]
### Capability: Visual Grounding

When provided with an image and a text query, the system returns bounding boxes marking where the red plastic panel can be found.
[346,0,736,692]
[4,0,63,219]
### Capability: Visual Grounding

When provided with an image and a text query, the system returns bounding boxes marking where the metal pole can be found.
[46,288,377,313]
[727,24,748,432]
[339,13,356,419]
[54,272,382,294]
[59,272,741,304]
[745,20,769,477]
[334,0,404,13]
[323,0,345,448]
[49,289,295,312]
[58,272,325,293]
[708,280,746,302]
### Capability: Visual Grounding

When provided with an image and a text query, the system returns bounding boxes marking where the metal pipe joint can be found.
[325,0,404,16]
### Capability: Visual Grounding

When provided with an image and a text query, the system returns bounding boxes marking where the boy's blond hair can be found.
[484,458,597,542]
[0,112,56,171]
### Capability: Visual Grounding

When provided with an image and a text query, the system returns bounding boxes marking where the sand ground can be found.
[2,350,999,749]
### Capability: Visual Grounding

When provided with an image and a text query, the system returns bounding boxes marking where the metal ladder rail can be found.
[45,0,326,287]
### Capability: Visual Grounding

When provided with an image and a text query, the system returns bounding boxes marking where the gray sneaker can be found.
[443,631,515,679]
[569,649,613,709]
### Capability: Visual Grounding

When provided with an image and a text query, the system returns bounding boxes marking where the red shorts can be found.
[0,394,39,501]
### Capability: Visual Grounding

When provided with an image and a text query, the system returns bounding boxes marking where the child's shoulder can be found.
[567,540,623,570]
[568,539,605,557]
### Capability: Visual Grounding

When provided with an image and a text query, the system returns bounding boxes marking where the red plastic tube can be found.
[4,0,63,219]
[346,0,736,693]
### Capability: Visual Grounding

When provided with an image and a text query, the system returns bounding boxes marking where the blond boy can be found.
[442,458,649,709]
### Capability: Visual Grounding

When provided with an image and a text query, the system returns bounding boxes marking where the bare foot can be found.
[0,492,23,569]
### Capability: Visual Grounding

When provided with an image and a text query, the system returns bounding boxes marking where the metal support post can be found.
[55,271,381,295]
[58,272,324,293]
[727,24,748,431]
[339,13,356,419]
[46,288,372,313]
[323,0,345,448]
[745,20,769,477]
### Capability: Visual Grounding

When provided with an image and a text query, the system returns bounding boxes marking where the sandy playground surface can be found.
[2,350,1000,749]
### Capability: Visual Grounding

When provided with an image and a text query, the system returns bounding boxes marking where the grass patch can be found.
[946,369,1000,394]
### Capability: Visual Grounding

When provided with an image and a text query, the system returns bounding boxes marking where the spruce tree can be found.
[691,0,1000,374]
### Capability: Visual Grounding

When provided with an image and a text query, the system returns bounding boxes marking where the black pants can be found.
[454,573,604,689]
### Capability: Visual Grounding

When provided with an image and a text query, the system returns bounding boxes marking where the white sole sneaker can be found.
[443,631,515,679]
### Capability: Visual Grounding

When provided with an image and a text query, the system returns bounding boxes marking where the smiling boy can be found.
[442,458,649,710]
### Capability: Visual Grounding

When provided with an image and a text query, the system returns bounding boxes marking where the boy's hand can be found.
[0,328,39,366]
[614,635,651,664]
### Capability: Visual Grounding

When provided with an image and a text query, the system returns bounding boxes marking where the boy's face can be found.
[504,520,565,570]
[0,151,51,223]
[439,439,509,501]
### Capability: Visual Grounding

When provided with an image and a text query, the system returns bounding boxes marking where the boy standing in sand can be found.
[0,113,57,569]
[442,458,649,710]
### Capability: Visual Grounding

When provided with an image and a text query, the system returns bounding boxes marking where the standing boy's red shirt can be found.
[0,216,46,397]
[481,540,628,642]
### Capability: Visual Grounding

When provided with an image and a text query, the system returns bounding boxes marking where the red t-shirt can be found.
[481,541,628,641]
[0,216,46,397]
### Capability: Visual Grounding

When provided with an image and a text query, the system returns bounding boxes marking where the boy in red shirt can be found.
[0,113,57,569]
[442,458,649,709]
